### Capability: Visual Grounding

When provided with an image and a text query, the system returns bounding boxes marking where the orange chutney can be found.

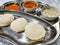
[5,4,20,11]
[24,1,37,8]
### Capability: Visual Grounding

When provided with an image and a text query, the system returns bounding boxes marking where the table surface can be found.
[0,0,60,45]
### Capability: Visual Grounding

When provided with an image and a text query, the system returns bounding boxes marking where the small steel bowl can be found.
[41,5,59,21]
[2,1,20,11]
[22,1,39,12]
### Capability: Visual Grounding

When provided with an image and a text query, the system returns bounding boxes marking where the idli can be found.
[25,23,46,41]
[10,18,28,33]
[0,14,14,26]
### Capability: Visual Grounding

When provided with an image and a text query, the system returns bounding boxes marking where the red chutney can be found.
[5,4,20,11]
[24,1,37,8]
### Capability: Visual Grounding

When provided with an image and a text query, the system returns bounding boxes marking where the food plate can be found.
[0,10,59,45]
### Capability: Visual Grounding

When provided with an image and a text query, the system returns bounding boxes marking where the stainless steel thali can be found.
[0,10,59,45]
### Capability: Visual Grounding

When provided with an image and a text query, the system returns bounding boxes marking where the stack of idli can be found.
[25,23,46,41]
[0,13,46,41]
[10,18,28,32]
[10,18,46,41]
[0,14,14,26]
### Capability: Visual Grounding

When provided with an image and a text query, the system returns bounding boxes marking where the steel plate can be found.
[0,10,59,45]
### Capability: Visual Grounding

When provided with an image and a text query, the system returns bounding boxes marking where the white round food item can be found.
[0,14,14,26]
[25,23,46,41]
[10,18,28,32]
